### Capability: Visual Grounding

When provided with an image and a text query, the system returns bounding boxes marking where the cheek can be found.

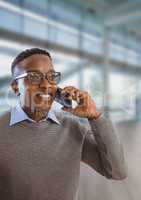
[20,87,40,107]
[18,79,34,93]
[18,82,26,94]
[18,81,36,101]
[18,80,57,105]
[25,87,39,102]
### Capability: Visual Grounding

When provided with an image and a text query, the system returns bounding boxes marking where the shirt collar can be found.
[10,102,60,126]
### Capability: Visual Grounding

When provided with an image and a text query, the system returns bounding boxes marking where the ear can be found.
[11,80,19,95]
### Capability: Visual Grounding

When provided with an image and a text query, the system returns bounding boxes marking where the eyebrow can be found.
[26,69,56,73]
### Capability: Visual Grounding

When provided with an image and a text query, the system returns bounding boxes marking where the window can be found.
[83,68,103,109]
[4,0,22,6]
[0,9,21,32]
[24,17,47,39]
[109,73,136,121]
[83,34,102,54]
[24,0,47,15]
[110,43,125,61]
[56,28,79,49]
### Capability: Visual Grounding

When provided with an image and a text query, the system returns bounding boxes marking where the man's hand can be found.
[61,86,101,119]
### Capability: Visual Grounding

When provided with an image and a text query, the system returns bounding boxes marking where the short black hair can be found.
[11,48,52,75]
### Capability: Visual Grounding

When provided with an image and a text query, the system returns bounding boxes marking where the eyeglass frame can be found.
[13,70,61,85]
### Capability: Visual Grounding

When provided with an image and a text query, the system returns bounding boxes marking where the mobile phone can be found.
[55,87,72,108]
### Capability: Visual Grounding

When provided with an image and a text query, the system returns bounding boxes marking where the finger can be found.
[61,87,90,108]
[61,89,79,106]
[62,86,77,91]
[70,90,82,102]
[61,86,79,97]
[75,91,89,106]
[71,106,87,117]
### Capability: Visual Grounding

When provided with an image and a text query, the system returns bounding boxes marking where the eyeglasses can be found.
[14,70,61,85]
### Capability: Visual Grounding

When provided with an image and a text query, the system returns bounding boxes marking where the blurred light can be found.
[0,0,79,35]
[0,54,13,76]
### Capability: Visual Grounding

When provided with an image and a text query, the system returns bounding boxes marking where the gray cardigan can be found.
[0,111,127,200]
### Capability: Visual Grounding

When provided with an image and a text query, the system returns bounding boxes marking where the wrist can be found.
[87,111,101,120]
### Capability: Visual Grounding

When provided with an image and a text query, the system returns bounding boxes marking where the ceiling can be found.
[2,0,141,40]
[67,0,141,38]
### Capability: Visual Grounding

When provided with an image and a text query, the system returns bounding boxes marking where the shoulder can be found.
[54,109,81,126]
[0,110,11,127]
[54,110,91,136]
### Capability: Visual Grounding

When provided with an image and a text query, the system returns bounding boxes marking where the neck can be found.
[22,106,50,122]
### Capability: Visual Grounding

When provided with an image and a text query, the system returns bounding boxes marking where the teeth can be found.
[39,94,51,99]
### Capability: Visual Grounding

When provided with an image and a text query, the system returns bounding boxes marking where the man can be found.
[0,48,127,200]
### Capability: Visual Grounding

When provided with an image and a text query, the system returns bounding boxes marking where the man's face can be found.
[11,54,58,113]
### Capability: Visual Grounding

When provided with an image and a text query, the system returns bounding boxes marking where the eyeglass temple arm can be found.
[14,73,28,80]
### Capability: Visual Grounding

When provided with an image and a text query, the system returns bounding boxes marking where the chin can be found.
[34,92,54,106]
[36,102,53,111]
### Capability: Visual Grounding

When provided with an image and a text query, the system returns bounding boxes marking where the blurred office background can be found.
[0,0,141,199]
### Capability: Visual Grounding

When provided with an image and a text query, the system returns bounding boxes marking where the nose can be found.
[39,77,51,89]
[39,78,57,95]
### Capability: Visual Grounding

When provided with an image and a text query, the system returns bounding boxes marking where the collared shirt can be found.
[10,102,60,126]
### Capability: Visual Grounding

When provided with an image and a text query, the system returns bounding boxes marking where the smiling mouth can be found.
[39,94,51,98]
[36,93,53,101]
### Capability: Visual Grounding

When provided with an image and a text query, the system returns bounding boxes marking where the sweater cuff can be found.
[87,113,110,133]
